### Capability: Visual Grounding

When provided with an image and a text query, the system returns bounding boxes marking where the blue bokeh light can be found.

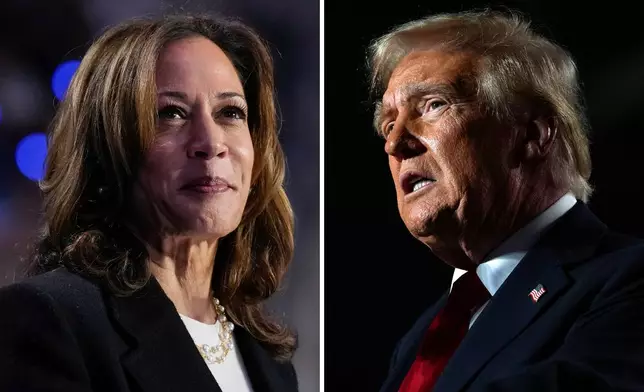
[51,60,80,100]
[15,133,48,182]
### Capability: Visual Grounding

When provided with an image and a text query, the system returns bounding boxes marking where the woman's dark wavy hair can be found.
[27,14,296,360]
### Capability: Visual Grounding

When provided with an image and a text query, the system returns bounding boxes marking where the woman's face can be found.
[136,36,254,239]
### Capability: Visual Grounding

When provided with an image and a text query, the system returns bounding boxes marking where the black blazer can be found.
[381,201,644,392]
[0,268,298,392]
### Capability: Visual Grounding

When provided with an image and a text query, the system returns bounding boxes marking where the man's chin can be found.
[404,215,440,240]
[402,202,456,238]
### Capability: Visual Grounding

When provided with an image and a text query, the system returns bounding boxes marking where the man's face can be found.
[379,50,516,263]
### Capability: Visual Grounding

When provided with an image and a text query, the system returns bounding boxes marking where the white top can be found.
[450,193,578,328]
[179,314,254,392]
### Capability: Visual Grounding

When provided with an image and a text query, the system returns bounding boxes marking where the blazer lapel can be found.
[107,278,223,392]
[434,202,608,392]
[235,327,299,392]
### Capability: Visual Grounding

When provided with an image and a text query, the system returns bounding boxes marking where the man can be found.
[370,10,644,392]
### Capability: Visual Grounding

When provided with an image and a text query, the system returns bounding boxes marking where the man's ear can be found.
[522,116,558,161]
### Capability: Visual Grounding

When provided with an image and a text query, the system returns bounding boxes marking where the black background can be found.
[325,1,644,391]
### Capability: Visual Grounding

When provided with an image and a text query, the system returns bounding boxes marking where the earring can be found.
[97,186,109,197]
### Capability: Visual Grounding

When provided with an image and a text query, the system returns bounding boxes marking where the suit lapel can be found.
[433,202,607,392]
[107,278,223,392]
[235,327,299,392]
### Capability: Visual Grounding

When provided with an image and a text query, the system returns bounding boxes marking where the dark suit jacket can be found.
[0,268,298,392]
[381,201,644,392]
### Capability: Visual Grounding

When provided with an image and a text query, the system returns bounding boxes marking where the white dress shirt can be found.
[450,193,578,328]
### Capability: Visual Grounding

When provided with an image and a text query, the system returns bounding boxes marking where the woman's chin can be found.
[176,219,239,240]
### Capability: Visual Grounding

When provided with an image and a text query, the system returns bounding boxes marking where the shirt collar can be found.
[451,193,577,296]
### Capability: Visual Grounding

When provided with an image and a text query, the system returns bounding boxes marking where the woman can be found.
[0,14,298,392]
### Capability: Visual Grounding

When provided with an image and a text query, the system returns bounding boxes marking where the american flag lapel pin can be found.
[528,283,547,303]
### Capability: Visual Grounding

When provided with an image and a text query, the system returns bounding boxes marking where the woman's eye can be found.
[220,106,247,121]
[158,106,186,120]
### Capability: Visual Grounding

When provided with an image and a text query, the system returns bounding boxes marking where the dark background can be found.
[325,1,644,391]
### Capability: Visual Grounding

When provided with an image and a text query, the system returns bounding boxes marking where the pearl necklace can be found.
[195,297,235,365]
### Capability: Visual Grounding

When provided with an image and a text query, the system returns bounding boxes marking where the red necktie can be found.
[398,271,491,392]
